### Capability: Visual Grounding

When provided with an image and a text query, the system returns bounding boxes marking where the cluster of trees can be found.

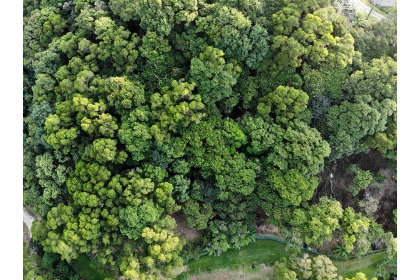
[273,254,383,280]
[23,0,397,278]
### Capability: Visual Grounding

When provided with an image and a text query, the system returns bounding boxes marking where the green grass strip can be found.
[186,240,387,278]
[333,252,388,279]
[187,240,316,273]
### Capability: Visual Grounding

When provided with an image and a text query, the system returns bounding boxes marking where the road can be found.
[357,1,387,20]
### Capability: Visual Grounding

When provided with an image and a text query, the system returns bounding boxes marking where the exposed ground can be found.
[23,222,31,246]
[313,149,397,252]
[23,205,40,247]
[173,212,203,242]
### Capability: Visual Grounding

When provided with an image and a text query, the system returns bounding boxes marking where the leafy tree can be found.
[141,216,185,273]
[358,196,379,218]
[321,101,382,160]
[40,12,67,47]
[344,56,397,102]
[311,255,339,280]
[256,59,303,97]
[73,6,109,38]
[109,0,198,35]
[196,4,269,68]
[93,17,140,73]
[257,85,309,124]
[32,47,62,76]
[383,232,397,259]
[25,101,55,150]
[31,74,57,103]
[347,165,373,196]
[183,200,215,230]
[241,116,330,178]
[271,3,355,70]
[24,0,40,16]
[88,138,118,163]
[340,207,371,255]
[351,7,397,60]
[300,196,343,247]
[118,107,152,162]
[23,7,65,69]
[149,80,205,144]
[345,272,378,280]
[290,253,312,279]
[366,123,397,154]
[267,168,318,206]
[308,94,332,121]
[268,120,331,177]
[104,76,145,115]
[189,46,242,106]
[138,31,184,91]
[119,201,164,240]
[302,64,349,99]
[273,257,298,280]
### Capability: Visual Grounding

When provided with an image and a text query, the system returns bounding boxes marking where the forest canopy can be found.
[23,0,397,279]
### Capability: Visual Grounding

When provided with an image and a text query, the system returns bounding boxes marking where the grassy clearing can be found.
[188,240,285,272]
[72,254,117,280]
[334,252,388,279]
[184,240,387,279]
[186,265,274,280]
[186,240,316,274]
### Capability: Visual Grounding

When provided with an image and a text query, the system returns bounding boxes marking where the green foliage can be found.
[322,101,382,160]
[347,165,373,196]
[308,94,332,121]
[358,197,379,218]
[311,255,339,280]
[183,200,215,230]
[273,257,298,280]
[340,207,371,256]
[113,0,198,36]
[118,107,152,162]
[104,77,145,115]
[271,3,354,70]
[149,80,205,144]
[302,64,349,99]
[344,56,397,102]
[89,138,118,163]
[281,228,304,255]
[257,85,309,124]
[300,196,343,247]
[93,17,140,73]
[189,46,242,106]
[196,4,269,69]
[119,201,164,240]
[23,0,397,277]
[268,168,318,206]
[352,7,397,60]
[345,272,378,280]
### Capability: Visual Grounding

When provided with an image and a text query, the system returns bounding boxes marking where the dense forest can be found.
[23,0,397,279]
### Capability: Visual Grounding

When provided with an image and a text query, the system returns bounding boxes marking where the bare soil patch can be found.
[23,222,31,246]
[312,149,397,252]
[172,212,203,242]
[23,205,41,247]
